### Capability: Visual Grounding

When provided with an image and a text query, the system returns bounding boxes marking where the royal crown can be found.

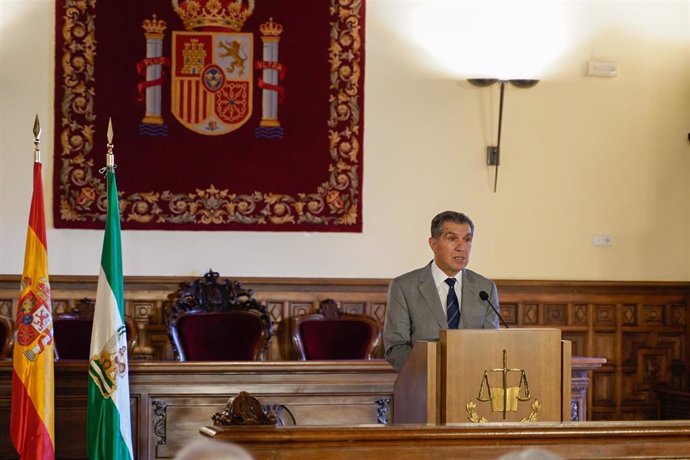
[142,14,167,35]
[172,0,255,32]
[259,17,283,37]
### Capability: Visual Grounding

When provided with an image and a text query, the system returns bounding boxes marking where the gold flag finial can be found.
[33,114,41,140]
[33,114,41,163]
[107,117,113,144]
[106,117,115,169]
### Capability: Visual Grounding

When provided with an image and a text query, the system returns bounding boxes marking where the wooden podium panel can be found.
[391,341,439,424]
[443,328,565,423]
[394,328,571,424]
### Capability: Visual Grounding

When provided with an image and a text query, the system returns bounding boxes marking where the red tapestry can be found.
[54,0,364,231]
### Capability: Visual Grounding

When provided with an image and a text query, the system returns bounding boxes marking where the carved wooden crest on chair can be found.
[53,298,137,360]
[292,299,382,360]
[212,391,278,426]
[0,316,14,358]
[165,270,272,361]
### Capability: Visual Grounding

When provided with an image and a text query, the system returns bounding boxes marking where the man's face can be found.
[428,221,473,277]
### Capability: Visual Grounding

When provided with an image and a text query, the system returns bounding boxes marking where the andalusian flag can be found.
[11,148,55,459]
[86,140,134,460]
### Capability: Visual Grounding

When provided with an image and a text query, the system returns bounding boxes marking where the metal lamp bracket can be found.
[487,146,499,166]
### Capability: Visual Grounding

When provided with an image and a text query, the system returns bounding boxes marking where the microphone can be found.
[479,290,510,329]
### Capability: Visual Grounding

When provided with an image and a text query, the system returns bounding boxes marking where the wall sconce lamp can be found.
[468,78,539,192]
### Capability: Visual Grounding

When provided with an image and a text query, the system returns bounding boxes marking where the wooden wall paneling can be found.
[572,303,589,326]
[562,332,587,356]
[544,303,567,326]
[591,371,616,419]
[660,333,687,388]
[0,300,11,319]
[266,301,288,360]
[585,302,595,415]
[594,303,616,326]
[1,276,689,422]
[593,333,615,367]
[614,302,624,420]
[370,302,387,324]
[499,302,517,325]
[130,301,155,360]
[522,303,539,326]
[658,388,690,419]
[0,393,10,456]
[54,396,87,459]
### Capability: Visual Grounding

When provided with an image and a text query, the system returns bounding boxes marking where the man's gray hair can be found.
[430,211,474,239]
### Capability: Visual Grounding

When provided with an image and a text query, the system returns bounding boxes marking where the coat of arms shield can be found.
[171,31,253,135]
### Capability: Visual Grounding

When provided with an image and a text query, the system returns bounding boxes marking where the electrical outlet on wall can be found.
[588,60,618,77]
[592,234,613,246]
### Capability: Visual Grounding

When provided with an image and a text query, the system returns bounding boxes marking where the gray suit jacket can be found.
[383,262,500,372]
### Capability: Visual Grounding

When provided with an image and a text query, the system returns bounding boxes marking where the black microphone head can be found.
[479,291,489,301]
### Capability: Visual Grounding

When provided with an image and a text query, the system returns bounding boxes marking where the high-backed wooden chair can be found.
[0,316,13,358]
[292,299,381,360]
[165,270,272,361]
[53,298,137,360]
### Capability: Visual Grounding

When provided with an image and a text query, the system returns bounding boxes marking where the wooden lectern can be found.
[393,328,571,424]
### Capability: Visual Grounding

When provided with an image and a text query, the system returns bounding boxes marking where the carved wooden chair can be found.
[292,299,382,360]
[165,270,272,361]
[0,316,13,358]
[53,298,137,360]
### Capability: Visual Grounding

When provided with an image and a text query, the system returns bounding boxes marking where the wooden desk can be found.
[0,360,396,460]
[0,357,603,459]
[202,421,690,459]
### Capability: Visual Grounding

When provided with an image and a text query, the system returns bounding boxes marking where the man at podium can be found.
[383,211,500,372]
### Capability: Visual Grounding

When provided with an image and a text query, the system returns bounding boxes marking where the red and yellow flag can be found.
[11,161,55,460]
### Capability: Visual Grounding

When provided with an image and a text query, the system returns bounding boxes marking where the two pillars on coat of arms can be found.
[138,13,285,139]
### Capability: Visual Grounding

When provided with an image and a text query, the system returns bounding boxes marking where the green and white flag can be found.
[87,168,134,460]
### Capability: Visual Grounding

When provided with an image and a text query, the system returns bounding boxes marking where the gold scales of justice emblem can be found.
[466,349,542,423]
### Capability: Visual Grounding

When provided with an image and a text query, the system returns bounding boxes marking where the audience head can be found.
[174,438,253,460]
[499,447,563,460]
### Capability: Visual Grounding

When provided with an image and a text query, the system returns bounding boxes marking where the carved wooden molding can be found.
[213,391,277,426]
[152,399,167,446]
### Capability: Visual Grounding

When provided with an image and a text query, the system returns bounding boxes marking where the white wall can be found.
[1,0,689,280]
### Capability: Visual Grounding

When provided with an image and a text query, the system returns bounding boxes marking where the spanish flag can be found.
[11,159,55,459]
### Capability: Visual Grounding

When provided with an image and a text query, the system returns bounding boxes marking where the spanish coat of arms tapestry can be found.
[54,0,365,231]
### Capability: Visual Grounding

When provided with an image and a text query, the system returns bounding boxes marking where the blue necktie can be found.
[445,278,460,329]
